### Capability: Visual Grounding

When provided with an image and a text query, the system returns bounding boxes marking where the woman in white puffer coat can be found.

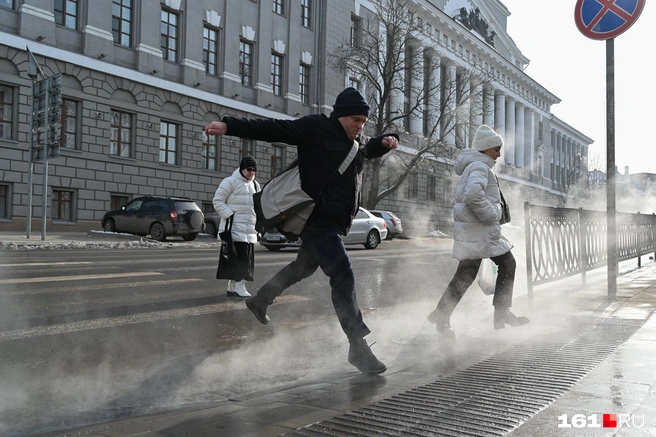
[213,156,260,297]
[427,125,528,341]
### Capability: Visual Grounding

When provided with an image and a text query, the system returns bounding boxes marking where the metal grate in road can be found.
[283,320,641,437]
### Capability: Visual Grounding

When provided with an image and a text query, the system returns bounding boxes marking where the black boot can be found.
[427,310,456,342]
[348,338,387,374]
[494,307,529,330]
[245,296,270,325]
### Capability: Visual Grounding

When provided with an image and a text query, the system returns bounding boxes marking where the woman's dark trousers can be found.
[434,250,516,318]
[255,228,371,340]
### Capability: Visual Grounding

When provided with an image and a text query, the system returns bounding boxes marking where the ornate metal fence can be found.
[524,202,656,301]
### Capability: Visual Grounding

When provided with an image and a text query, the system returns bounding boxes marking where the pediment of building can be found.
[443,0,529,69]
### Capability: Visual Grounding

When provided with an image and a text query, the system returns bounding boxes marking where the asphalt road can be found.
[0,238,456,436]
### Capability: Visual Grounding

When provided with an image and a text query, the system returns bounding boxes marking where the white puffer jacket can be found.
[213,169,260,243]
[451,148,513,260]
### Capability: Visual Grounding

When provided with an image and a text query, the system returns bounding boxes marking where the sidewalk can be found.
[16,232,653,437]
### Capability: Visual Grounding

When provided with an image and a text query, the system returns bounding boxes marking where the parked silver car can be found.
[204,211,220,237]
[369,210,403,239]
[260,207,387,250]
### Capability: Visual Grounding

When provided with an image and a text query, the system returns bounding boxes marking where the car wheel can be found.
[150,223,167,241]
[205,221,218,237]
[103,218,116,233]
[264,245,282,251]
[182,233,198,241]
[364,230,380,249]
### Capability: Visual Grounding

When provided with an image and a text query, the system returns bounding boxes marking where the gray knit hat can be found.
[240,155,257,171]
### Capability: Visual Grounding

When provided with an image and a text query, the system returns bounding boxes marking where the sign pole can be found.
[41,83,50,241]
[575,0,644,301]
[26,75,35,239]
[606,38,617,300]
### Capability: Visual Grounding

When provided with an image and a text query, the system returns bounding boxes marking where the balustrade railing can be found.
[524,202,656,301]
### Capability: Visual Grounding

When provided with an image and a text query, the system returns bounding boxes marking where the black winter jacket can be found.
[222,113,397,234]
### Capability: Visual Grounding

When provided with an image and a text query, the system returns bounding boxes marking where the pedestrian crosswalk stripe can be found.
[0,294,309,342]
[0,271,162,285]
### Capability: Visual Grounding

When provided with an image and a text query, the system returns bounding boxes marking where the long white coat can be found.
[452,148,513,260]
[213,169,259,243]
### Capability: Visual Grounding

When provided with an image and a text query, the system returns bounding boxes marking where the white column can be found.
[471,83,483,128]
[514,103,525,167]
[409,45,424,135]
[428,56,441,139]
[483,87,494,126]
[390,45,405,131]
[494,93,506,165]
[505,98,515,166]
[525,108,535,171]
[443,63,457,146]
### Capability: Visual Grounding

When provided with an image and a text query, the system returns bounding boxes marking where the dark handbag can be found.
[216,215,237,279]
[499,189,511,225]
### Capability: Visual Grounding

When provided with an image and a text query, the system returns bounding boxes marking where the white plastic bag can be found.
[477,258,497,295]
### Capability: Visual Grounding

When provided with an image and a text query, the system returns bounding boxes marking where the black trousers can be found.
[233,242,255,282]
[434,250,516,318]
[255,228,370,340]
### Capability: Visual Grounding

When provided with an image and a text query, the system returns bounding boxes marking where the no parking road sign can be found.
[575,0,645,39]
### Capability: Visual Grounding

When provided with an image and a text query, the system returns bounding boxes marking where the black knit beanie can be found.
[331,87,370,119]
[240,155,257,171]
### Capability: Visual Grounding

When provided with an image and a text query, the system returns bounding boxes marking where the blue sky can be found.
[501,0,655,175]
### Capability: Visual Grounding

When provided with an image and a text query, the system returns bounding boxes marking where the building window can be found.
[348,77,360,90]
[239,41,253,86]
[203,26,219,76]
[55,0,77,29]
[60,99,77,149]
[271,53,283,96]
[272,0,284,15]
[0,85,13,140]
[110,110,132,157]
[407,173,418,199]
[239,139,254,162]
[271,145,284,177]
[112,0,132,47]
[161,9,179,62]
[350,15,361,47]
[299,63,310,104]
[0,184,8,219]
[427,175,436,201]
[301,0,311,27]
[239,40,253,86]
[202,131,217,170]
[1,0,13,9]
[52,190,74,221]
[442,179,452,202]
[110,194,129,211]
[159,122,178,164]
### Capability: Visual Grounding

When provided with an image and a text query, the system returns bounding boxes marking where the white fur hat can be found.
[472,124,503,151]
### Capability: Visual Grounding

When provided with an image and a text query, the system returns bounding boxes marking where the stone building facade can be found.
[0,0,592,235]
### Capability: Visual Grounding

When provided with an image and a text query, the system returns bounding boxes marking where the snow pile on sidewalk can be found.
[0,237,221,250]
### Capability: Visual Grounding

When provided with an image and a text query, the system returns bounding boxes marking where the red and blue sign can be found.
[575,0,645,40]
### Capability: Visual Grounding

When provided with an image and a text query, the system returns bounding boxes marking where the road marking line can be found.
[0,262,95,267]
[0,294,309,342]
[0,278,203,296]
[0,272,162,285]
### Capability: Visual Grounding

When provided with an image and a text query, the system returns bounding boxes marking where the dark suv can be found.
[101,196,204,241]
